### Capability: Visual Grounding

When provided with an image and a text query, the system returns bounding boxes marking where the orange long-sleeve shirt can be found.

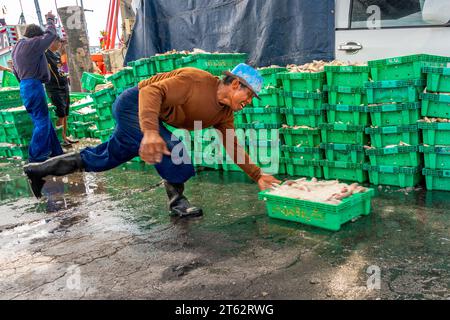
[138,68,262,182]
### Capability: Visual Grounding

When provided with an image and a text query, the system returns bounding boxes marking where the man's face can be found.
[228,79,255,112]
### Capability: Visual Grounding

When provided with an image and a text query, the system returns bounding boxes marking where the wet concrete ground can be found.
[0,157,448,300]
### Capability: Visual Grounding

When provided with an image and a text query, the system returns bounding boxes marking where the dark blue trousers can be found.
[80,86,195,184]
[20,79,63,163]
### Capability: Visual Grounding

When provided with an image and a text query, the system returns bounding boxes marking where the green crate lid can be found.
[257,67,287,75]
[235,123,280,130]
[422,66,450,76]
[279,127,320,134]
[276,71,325,80]
[281,157,321,166]
[420,92,450,103]
[365,124,419,134]
[324,104,368,112]
[280,108,324,115]
[364,79,426,88]
[324,65,370,73]
[367,102,421,112]
[281,91,325,99]
[422,168,450,177]
[242,107,280,114]
[363,164,422,174]
[417,122,450,130]
[320,160,364,169]
[319,123,367,132]
[419,145,450,154]
[368,54,450,68]
[365,145,419,156]
[320,143,365,152]
[281,145,322,153]
[323,85,367,93]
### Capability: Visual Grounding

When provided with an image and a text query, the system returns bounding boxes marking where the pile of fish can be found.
[364,141,411,150]
[156,48,240,56]
[72,97,93,106]
[420,117,450,123]
[268,178,368,205]
[287,60,367,73]
[75,106,96,115]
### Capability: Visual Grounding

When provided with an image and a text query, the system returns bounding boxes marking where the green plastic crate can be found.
[421,93,450,119]
[95,103,113,117]
[1,70,19,87]
[151,53,188,73]
[0,127,6,142]
[258,67,287,88]
[81,72,107,92]
[252,88,284,107]
[325,104,369,125]
[423,66,450,92]
[192,151,221,170]
[177,53,247,70]
[321,160,368,183]
[324,85,367,106]
[0,108,31,124]
[235,123,281,141]
[319,123,368,145]
[3,122,32,139]
[277,72,325,92]
[281,108,325,127]
[368,54,450,81]
[247,139,280,158]
[128,58,156,78]
[364,164,423,187]
[279,127,321,147]
[283,158,323,178]
[366,125,420,148]
[420,146,450,170]
[365,145,421,166]
[0,88,22,109]
[134,76,150,86]
[243,107,284,124]
[324,65,370,87]
[234,110,246,125]
[70,122,93,139]
[422,168,450,191]
[94,128,114,143]
[91,87,116,105]
[96,115,115,131]
[258,187,374,231]
[320,143,366,163]
[365,79,425,104]
[9,145,28,160]
[418,122,450,146]
[281,146,323,160]
[108,68,135,90]
[368,102,421,126]
[282,91,326,109]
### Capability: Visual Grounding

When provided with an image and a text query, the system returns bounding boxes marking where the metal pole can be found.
[34,0,44,27]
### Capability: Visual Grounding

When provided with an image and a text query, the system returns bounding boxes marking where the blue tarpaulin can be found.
[125,0,335,67]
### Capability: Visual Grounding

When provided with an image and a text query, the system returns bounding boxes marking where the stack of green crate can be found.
[128,58,156,85]
[0,88,23,110]
[420,66,450,191]
[92,102,114,142]
[0,106,32,159]
[362,54,444,187]
[177,53,248,76]
[277,70,326,178]
[320,65,371,183]
[107,67,136,94]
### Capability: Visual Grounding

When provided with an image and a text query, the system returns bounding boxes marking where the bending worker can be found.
[12,12,63,163]
[24,64,281,217]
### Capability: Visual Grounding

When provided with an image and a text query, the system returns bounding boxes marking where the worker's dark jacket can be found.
[45,50,68,91]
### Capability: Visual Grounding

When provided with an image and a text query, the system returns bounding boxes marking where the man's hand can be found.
[139,130,171,165]
[257,174,281,191]
[45,11,56,21]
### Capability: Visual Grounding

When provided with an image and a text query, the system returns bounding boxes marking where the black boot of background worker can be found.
[164,181,203,218]
[23,152,84,198]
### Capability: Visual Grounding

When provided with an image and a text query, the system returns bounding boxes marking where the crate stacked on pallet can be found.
[419,65,450,191]
[273,69,326,178]
[362,54,450,188]
[319,65,370,183]
[0,106,32,160]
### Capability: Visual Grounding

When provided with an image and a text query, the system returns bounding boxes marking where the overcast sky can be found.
[0,0,122,47]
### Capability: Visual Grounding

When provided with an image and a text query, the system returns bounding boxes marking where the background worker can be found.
[11,11,63,163]
[24,64,281,216]
[45,36,74,147]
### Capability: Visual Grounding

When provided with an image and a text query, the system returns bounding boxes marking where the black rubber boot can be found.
[164,181,203,218]
[23,152,84,198]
